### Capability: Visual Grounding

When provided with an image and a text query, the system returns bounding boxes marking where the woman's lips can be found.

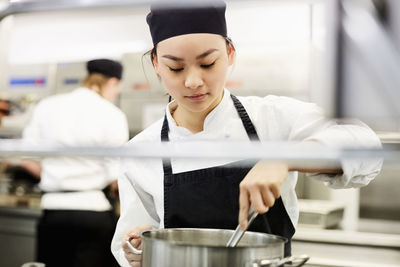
[186,93,207,101]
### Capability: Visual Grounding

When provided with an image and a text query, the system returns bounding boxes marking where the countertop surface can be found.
[293,227,400,267]
[293,227,400,248]
[293,240,400,267]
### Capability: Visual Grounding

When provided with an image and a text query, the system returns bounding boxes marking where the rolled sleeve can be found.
[282,97,383,189]
[307,158,382,189]
[304,122,383,189]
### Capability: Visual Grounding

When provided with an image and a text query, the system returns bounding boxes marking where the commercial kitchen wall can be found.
[0,0,398,234]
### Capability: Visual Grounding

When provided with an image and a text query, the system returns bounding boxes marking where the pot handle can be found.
[251,254,309,267]
[126,239,142,255]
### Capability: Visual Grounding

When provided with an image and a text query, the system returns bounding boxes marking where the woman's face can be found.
[153,33,235,115]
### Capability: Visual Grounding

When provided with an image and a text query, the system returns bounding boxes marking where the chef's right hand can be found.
[122,225,153,267]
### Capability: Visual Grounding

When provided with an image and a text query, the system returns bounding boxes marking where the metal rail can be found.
[0,0,324,21]
[0,139,393,166]
[0,0,153,21]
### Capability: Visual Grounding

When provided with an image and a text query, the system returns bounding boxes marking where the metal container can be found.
[140,228,308,267]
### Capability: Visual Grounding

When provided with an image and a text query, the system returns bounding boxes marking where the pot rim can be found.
[141,228,288,249]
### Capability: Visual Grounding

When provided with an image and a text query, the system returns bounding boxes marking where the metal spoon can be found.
[226,206,258,247]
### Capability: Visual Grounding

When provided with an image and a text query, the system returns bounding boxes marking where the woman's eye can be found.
[168,67,184,72]
[201,61,215,69]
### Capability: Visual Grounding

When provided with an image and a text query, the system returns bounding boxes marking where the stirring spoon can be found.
[226,206,258,247]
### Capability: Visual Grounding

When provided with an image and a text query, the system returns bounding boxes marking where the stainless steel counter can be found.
[294,241,400,267]
[293,228,400,267]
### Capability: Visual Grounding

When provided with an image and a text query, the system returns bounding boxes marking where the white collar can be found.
[165,89,232,136]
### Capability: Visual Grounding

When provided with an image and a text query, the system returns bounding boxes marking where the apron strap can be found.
[161,114,173,177]
[230,94,260,141]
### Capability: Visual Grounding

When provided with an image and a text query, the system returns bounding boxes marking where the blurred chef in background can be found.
[21,59,129,267]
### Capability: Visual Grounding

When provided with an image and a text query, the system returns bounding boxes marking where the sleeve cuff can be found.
[307,158,383,189]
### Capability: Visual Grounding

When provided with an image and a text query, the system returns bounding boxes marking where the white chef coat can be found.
[23,87,129,211]
[111,89,382,266]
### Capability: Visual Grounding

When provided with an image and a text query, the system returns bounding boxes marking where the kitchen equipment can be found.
[226,206,258,247]
[137,228,309,267]
[298,199,344,229]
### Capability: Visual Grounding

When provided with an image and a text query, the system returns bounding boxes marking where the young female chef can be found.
[23,59,129,267]
[111,2,382,266]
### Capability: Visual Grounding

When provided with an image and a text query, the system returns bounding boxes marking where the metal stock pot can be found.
[139,228,309,267]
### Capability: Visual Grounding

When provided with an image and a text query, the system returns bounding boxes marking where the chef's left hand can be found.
[239,161,288,230]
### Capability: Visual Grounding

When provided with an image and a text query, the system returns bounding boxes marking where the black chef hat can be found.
[86,59,123,80]
[146,1,227,46]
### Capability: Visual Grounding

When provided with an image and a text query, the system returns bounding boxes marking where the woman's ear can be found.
[152,53,160,75]
[108,77,119,86]
[227,43,235,66]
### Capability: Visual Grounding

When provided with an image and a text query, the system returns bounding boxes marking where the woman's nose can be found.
[184,68,204,89]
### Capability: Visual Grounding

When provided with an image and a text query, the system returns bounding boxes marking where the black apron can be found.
[161,94,295,256]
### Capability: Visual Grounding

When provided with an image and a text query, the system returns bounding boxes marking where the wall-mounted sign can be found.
[63,78,81,85]
[9,77,46,88]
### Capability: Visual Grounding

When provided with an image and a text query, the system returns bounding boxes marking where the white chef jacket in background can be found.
[23,87,129,211]
[112,89,382,266]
